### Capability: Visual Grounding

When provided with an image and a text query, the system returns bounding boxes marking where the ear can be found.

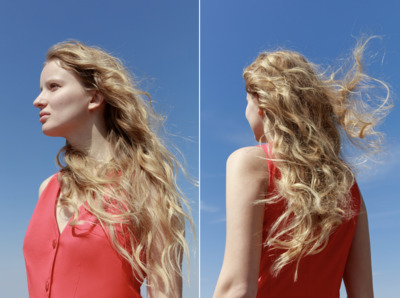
[88,91,105,111]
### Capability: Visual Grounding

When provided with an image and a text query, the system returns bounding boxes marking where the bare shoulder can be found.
[227,146,268,175]
[226,146,269,196]
[38,175,55,198]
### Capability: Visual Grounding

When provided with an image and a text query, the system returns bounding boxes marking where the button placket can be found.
[48,235,59,296]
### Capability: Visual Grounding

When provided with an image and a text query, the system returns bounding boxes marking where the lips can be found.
[39,111,50,123]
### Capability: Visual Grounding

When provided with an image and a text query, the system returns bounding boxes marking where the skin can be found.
[214,93,268,298]
[147,237,183,298]
[33,60,110,160]
[213,146,268,298]
[36,180,183,298]
[34,60,109,233]
[34,60,182,297]
[245,93,268,143]
[146,188,183,298]
[343,195,374,297]
[147,277,182,298]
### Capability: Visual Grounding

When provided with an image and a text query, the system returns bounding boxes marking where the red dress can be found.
[23,174,143,298]
[257,144,360,298]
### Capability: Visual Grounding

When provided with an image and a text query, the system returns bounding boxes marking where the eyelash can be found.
[49,83,60,90]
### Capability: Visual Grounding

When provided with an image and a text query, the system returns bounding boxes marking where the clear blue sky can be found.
[0,1,198,297]
[201,0,400,297]
[2,0,399,297]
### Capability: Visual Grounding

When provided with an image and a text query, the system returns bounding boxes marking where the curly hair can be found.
[46,40,192,294]
[243,37,391,280]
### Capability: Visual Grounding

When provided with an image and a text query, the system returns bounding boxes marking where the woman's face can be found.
[245,93,265,141]
[33,60,93,139]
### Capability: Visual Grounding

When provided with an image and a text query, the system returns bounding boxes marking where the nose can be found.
[33,91,46,109]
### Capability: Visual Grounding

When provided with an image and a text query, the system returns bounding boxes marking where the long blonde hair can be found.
[243,37,391,279]
[46,40,192,294]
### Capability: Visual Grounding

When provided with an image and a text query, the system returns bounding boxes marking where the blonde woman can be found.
[23,41,191,298]
[214,39,391,298]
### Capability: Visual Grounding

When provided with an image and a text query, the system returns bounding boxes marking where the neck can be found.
[66,117,111,162]
[259,136,268,143]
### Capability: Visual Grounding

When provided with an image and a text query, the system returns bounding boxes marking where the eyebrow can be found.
[39,78,64,91]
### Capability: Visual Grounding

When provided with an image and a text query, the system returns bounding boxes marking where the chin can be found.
[41,126,62,138]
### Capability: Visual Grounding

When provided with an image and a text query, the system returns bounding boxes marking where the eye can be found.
[49,82,60,90]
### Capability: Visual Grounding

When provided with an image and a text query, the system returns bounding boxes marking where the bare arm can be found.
[147,270,182,298]
[147,189,184,298]
[146,229,183,298]
[343,194,374,298]
[214,146,268,298]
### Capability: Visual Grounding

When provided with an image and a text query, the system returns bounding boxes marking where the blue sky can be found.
[1,0,399,297]
[0,1,198,297]
[201,0,400,297]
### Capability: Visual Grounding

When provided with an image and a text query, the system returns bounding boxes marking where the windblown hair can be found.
[46,40,192,295]
[243,37,391,280]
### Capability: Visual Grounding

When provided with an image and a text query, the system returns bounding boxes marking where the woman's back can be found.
[257,144,361,297]
[214,38,386,298]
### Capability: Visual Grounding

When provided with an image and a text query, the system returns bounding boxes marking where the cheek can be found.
[245,102,254,122]
[54,96,69,108]
[51,91,88,113]
[49,89,73,105]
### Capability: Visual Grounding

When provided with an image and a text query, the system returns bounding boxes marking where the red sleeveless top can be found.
[257,144,360,298]
[23,174,142,298]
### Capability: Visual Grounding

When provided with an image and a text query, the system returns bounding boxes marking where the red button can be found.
[53,239,57,249]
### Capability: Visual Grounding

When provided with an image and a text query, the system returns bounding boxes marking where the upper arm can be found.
[146,233,182,298]
[343,194,374,298]
[38,175,53,198]
[214,146,269,298]
[146,188,183,298]
[147,272,182,298]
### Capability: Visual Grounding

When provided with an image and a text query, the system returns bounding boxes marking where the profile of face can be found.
[245,92,265,142]
[33,60,95,139]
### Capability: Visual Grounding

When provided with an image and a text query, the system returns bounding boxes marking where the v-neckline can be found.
[53,174,84,236]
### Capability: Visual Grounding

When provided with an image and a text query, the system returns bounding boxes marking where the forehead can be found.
[40,60,76,84]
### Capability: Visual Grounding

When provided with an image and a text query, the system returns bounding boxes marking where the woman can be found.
[214,38,391,298]
[23,41,191,298]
